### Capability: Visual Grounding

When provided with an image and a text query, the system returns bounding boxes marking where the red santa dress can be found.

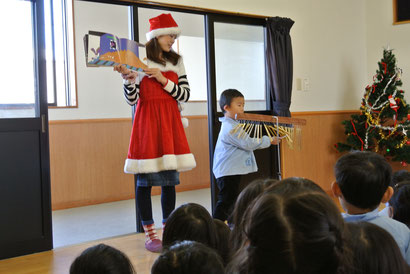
[123,58,196,175]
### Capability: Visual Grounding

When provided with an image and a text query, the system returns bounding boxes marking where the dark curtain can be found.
[266,17,294,117]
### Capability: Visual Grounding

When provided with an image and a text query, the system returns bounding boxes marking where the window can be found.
[44,0,77,107]
[0,0,37,118]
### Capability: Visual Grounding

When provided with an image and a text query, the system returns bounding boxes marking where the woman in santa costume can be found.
[114,13,196,252]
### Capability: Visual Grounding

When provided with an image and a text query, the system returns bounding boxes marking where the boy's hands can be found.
[271,137,281,145]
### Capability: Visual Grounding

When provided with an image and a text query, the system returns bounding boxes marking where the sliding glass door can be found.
[0,0,52,259]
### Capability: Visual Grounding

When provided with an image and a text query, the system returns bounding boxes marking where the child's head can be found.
[390,180,410,228]
[265,177,325,196]
[162,203,218,251]
[69,244,135,274]
[213,219,231,266]
[391,170,410,187]
[228,192,347,274]
[219,89,244,117]
[345,222,409,274]
[333,151,393,211]
[230,178,278,251]
[151,240,225,274]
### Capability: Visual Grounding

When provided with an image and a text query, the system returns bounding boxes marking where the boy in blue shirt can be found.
[212,89,279,222]
[331,151,410,264]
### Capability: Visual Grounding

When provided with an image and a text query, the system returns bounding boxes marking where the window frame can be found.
[46,0,78,108]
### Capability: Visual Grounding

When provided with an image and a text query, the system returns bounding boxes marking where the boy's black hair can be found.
[265,177,325,196]
[213,219,231,266]
[345,222,409,274]
[69,244,135,274]
[389,180,410,228]
[334,151,392,210]
[152,240,225,274]
[162,203,218,251]
[391,170,410,187]
[227,192,348,274]
[229,178,278,253]
[219,89,244,113]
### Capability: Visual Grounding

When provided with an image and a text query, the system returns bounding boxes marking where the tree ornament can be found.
[388,95,399,110]
[401,161,408,167]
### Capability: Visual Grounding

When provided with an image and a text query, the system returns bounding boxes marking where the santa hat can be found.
[146,13,181,41]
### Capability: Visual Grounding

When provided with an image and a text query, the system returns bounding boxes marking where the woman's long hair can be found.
[146,37,180,66]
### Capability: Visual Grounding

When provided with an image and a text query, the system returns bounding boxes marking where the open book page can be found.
[84,31,147,71]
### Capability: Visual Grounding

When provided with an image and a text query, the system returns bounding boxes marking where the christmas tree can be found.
[335,48,410,166]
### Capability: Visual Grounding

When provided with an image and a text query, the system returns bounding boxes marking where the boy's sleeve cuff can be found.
[162,79,174,93]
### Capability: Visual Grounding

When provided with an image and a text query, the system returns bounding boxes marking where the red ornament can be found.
[389,95,398,110]
[407,140,410,145]
[401,161,408,167]
[408,114,410,121]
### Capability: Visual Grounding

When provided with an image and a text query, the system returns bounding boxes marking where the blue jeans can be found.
[136,185,176,225]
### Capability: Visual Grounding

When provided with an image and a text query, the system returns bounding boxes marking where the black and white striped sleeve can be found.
[162,60,191,102]
[123,74,142,106]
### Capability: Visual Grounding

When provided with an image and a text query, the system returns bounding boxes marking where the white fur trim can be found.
[146,27,181,41]
[146,58,185,75]
[124,154,196,174]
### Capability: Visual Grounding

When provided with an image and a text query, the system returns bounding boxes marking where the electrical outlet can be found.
[302,78,310,91]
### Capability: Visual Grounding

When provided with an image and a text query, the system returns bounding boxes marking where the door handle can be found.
[41,114,46,133]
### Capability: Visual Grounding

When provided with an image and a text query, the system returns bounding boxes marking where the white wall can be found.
[50,0,372,120]
[49,1,131,120]
[151,0,368,112]
[365,0,410,102]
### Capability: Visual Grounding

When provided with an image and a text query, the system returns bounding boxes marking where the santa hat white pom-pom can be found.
[181,117,189,128]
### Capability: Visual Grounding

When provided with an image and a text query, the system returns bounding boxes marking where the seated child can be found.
[345,222,410,274]
[332,151,410,264]
[151,240,224,274]
[227,191,349,274]
[230,178,278,252]
[162,203,219,255]
[391,170,410,187]
[69,244,135,274]
[390,181,410,228]
[265,176,326,196]
[381,170,410,217]
[212,89,279,222]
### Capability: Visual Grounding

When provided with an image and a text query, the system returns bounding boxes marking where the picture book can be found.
[83,31,148,71]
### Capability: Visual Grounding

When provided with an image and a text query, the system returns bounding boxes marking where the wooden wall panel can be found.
[49,119,135,210]
[49,112,408,210]
[49,117,210,210]
[281,111,409,192]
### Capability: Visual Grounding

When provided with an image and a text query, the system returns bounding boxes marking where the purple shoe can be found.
[145,238,162,253]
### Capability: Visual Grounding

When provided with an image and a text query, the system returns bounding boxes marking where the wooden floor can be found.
[0,231,161,274]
